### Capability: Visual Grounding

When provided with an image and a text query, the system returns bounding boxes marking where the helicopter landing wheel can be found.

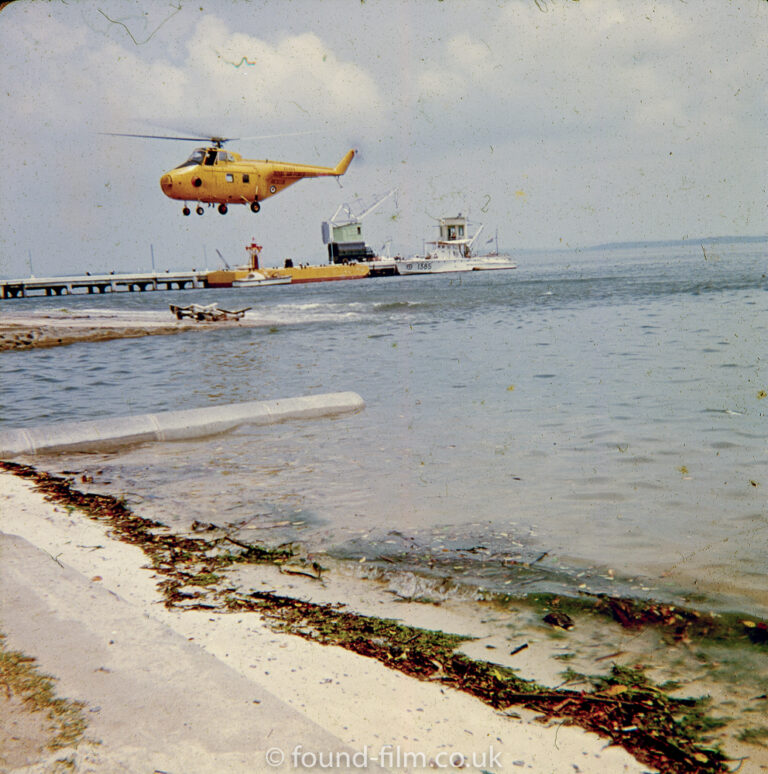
[218,203,228,214]
[196,205,204,216]
[182,206,191,216]
[250,201,260,213]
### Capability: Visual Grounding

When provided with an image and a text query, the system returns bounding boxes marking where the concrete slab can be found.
[0,532,377,774]
[0,392,365,457]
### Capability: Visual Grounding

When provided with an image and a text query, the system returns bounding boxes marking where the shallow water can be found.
[3,239,767,615]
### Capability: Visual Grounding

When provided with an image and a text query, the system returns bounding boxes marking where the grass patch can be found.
[0,633,87,751]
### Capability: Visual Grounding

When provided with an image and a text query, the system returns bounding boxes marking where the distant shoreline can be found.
[585,234,768,251]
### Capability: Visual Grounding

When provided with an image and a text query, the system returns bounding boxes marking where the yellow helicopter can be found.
[102,133,355,216]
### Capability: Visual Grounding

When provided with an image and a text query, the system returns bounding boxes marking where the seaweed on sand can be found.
[0,461,744,773]
[521,591,768,651]
[225,591,729,773]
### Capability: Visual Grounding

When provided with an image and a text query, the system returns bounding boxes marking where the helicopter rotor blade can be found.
[236,130,317,141]
[100,130,316,143]
[99,132,234,145]
[100,129,320,153]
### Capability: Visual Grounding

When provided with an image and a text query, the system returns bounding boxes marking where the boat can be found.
[264,261,369,283]
[205,240,369,286]
[395,215,517,275]
[232,271,291,287]
[205,241,292,288]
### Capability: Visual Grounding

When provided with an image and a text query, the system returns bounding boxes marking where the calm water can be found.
[2,239,767,615]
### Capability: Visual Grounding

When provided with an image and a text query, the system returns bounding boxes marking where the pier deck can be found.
[0,271,208,300]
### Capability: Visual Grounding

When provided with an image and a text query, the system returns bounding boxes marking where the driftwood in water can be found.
[169,303,251,322]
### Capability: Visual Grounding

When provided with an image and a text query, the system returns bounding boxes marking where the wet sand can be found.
[0,470,649,773]
[0,311,247,351]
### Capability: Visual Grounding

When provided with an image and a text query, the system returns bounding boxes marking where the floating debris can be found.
[543,611,574,630]
[169,303,251,322]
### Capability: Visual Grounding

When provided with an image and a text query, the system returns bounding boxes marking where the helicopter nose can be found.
[160,173,172,194]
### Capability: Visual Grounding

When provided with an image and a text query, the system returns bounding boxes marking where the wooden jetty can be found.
[0,270,208,300]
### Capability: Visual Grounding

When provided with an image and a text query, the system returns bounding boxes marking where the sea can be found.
[2,238,767,618]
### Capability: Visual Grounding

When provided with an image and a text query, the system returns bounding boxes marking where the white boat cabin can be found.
[438,215,468,242]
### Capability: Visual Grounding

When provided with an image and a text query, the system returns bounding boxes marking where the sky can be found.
[0,0,766,276]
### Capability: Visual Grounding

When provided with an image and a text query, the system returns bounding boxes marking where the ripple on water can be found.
[4,242,768,620]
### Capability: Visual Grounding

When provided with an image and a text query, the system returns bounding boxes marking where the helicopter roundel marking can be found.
[192,177,202,188]
[269,185,277,194]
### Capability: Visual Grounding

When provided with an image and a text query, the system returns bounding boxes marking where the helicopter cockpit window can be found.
[204,149,218,166]
[174,148,206,169]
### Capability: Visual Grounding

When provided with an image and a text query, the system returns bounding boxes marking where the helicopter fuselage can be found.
[159,147,355,212]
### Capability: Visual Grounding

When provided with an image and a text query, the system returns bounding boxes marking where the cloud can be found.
[3,6,386,141]
[0,0,765,277]
[411,0,764,149]
[162,16,387,138]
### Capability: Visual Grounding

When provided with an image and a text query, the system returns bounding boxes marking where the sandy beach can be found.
[0,468,654,774]
[0,311,249,352]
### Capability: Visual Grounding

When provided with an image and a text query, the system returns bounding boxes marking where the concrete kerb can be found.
[0,392,365,457]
